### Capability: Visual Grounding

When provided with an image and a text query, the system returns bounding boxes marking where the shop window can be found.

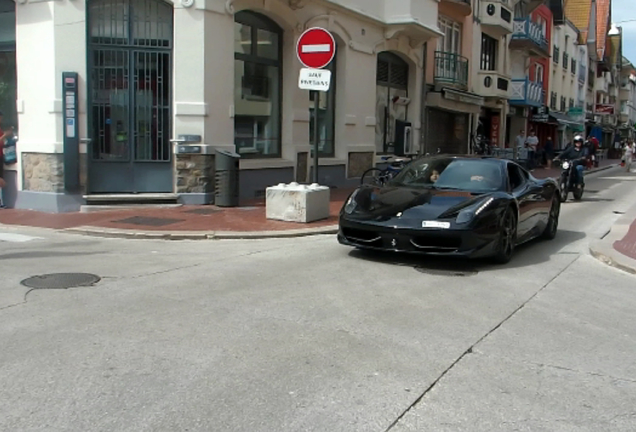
[309,52,336,158]
[234,11,282,158]
[375,52,409,154]
[480,33,497,71]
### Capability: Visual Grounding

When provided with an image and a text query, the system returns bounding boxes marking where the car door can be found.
[506,163,532,239]
[513,163,550,237]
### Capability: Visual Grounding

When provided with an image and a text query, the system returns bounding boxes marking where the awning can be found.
[549,111,584,129]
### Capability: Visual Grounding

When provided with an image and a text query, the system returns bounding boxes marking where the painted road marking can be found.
[301,44,331,53]
[0,233,43,243]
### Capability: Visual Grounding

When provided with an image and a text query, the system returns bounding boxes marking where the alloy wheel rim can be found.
[550,199,559,234]
[501,211,514,256]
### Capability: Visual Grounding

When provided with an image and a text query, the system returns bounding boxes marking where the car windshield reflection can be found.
[388,157,504,193]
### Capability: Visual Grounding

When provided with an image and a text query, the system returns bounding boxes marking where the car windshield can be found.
[388,157,504,192]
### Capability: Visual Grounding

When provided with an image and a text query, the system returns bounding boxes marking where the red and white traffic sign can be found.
[296,27,336,69]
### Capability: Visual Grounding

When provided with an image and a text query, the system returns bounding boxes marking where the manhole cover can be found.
[414,264,478,277]
[184,208,222,215]
[113,216,183,227]
[21,273,101,289]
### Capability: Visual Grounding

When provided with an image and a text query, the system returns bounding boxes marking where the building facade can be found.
[508,3,552,149]
[12,0,443,212]
[618,57,636,140]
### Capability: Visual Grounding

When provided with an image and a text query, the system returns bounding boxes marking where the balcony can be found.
[510,18,550,58]
[479,1,514,36]
[509,78,544,107]
[434,51,469,90]
[440,0,472,16]
[578,64,586,83]
[328,0,441,43]
[596,74,609,93]
[475,70,511,99]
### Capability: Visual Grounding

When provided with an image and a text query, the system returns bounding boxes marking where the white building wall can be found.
[13,0,442,211]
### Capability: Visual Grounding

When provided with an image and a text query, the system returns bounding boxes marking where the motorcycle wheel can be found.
[573,184,584,201]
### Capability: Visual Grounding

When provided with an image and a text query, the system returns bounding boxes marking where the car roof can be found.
[424,154,510,165]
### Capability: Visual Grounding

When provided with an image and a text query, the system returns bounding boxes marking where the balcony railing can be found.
[510,17,549,56]
[434,51,469,90]
[510,78,544,107]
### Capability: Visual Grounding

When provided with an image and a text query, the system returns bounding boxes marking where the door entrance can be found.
[87,0,173,193]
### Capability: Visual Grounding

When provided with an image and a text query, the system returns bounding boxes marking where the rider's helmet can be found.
[573,135,584,144]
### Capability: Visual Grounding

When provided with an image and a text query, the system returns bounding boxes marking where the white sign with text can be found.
[298,68,331,92]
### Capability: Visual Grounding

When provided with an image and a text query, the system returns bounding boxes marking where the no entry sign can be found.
[296,27,336,69]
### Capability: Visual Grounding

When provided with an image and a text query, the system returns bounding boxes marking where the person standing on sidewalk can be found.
[544,136,555,169]
[525,130,539,169]
[0,111,14,208]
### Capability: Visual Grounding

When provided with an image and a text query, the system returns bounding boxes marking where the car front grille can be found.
[341,227,382,246]
[410,235,461,252]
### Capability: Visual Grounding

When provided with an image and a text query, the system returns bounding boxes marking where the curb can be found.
[63,224,339,240]
[589,201,636,276]
[584,163,619,175]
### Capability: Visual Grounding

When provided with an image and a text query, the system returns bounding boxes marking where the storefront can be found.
[14,0,441,212]
[425,88,483,154]
[528,106,558,149]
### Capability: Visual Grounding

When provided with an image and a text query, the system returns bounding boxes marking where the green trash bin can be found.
[214,149,240,207]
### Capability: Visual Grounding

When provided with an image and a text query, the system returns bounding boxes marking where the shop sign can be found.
[532,114,549,122]
[595,104,615,115]
[491,115,500,145]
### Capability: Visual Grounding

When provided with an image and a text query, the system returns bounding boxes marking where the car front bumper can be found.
[337,218,500,258]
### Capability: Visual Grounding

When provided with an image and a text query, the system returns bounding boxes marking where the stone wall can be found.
[176,154,215,194]
[347,152,374,178]
[22,153,64,193]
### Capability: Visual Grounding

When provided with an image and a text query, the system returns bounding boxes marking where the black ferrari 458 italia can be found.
[338,155,561,264]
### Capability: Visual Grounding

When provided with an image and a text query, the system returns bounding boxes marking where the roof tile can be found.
[564,0,592,43]
[596,0,611,59]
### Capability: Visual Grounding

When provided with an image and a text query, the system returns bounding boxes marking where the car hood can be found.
[346,186,491,221]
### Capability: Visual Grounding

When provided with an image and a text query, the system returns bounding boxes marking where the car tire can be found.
[559,181,568,202]
[542,195,560,240]
[492,207,517,264]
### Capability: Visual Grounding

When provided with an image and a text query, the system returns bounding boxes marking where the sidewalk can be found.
[590,200,636,276]
[527,157,619,180]
[0,159,621,240]
[0,187,356,240]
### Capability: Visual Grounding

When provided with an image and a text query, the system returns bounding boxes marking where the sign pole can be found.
[296,27,335,185]
[313,91,320,183]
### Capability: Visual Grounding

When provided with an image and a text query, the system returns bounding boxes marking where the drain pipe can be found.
[420,41,428,156]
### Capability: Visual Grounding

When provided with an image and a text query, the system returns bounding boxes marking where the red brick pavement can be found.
[614,220,636,260]
[0,187,356,232]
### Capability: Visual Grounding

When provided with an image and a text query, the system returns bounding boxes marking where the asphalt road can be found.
[1,166,636,432]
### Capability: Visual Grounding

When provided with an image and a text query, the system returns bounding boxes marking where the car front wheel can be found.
[492,207,517,264]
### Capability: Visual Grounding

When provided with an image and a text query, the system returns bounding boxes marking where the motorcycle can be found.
[558,159,585,202]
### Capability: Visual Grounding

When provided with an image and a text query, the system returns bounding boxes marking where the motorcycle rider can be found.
[554,135,589,188]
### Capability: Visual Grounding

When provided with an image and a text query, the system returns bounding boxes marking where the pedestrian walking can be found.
[625,139,635,173]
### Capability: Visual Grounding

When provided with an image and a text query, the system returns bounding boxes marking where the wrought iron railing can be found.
[434,51,469,89]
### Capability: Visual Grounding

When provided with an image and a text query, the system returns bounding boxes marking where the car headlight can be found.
[456,197,494,225]
[344,190,359,214]
[562,161,570,169]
